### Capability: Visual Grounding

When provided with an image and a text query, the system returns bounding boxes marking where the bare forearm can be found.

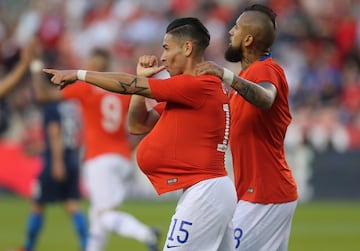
[0,60,28,97]
[231,76,276,109]
[48,121,66,180]
[44,68,154,98]
[48,122,63,165]
[128,95,148,133]
[195,62,276,109]
[31,71,47,102]
[128,95,159,134]
[84,71,153,98]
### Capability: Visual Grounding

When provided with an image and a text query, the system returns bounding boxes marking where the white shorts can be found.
[233,200,297,251]
[164,176,237,251]
[83,154,132,210]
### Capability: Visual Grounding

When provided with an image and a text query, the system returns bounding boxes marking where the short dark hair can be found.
[89,47,111,71]
[166,17,210,52]
[244,4,277,29]
[90,47,111,60]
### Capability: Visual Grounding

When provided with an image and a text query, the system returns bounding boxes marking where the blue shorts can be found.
[32,165,81,204]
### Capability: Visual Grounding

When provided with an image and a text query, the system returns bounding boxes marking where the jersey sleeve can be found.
[148,74,221,108]
[153,102,166,115]
[246,61,282,89]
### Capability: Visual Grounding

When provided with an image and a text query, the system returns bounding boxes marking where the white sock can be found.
[87,208,109,251]
[100,210,156,244]
[86,231,108,251]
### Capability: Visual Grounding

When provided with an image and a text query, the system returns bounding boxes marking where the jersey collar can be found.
[259,52,272,61]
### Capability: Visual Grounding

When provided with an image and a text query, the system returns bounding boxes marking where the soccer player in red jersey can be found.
[31,48,159,251]
[44,17,237,251]
[195,4,298,251]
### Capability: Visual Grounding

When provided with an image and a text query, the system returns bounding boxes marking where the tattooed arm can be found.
[42,69,155,98]
[84,71,153,97]
[195,61,277,110]
[231,77,277,110]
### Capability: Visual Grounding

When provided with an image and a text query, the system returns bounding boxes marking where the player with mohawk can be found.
[195,4,298,251]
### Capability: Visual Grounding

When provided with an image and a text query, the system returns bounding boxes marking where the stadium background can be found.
[0,0,359,250]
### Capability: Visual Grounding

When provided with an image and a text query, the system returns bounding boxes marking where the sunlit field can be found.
[289,200,360,251]
[1,196,359,251]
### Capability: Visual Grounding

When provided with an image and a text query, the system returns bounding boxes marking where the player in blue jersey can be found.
[16,75,88,251]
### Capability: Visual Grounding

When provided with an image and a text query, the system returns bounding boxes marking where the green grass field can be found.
[1,196,359,251]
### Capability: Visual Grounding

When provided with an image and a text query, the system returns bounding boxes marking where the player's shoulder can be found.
[165,74,222,93]
[196,74,222,83]
[249,58,284,74]
[261,58,283,70]
[171,74,220,82]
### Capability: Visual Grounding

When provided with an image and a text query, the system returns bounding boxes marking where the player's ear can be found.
[243,34,254,47]
[183,41,193,57]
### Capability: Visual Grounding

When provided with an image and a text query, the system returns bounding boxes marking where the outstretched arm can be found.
[195,61,277,110]
[43,63,163,99]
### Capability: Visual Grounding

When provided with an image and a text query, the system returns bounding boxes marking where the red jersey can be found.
[230,58,298,203]
[137,74,230,195]
[62,81,132,160]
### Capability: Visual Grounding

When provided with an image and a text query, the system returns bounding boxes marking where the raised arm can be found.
[127,55,164,135]
[195,61,277,110]
[0,45,33,97]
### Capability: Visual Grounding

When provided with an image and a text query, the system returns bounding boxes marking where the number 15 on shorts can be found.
[167,218,193,248]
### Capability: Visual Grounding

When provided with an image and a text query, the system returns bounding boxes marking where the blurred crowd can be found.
[1,0,360,154]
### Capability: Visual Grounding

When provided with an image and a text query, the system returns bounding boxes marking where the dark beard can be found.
[225,45,243,62]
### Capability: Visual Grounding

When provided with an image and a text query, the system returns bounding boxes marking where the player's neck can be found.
[241,51,270,70]
[186,57,204,76]
[240,56,253,70]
